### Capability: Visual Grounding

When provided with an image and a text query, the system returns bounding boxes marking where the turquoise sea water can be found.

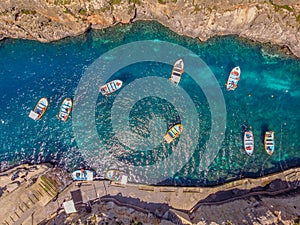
[0,21,299,186]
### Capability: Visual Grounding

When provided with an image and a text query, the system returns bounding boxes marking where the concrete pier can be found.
[0,164,299,224]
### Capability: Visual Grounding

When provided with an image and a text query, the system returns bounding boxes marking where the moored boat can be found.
[244,130,254,155]
[105,169,128,184]
[99,80,123,95]
[164,124,183,143]
[169,59,184,86]
[57,98,72,122]
[28,97,49,121]
[264,131,275,155]
[226,66,241,91]
[71,169,94,181]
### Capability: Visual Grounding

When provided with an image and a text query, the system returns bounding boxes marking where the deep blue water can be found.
[0,21,299,186]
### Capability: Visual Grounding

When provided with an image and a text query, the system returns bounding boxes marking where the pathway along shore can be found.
[0,163,299,224]
[0,0,299,58]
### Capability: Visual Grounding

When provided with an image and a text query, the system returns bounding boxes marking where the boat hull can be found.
[29,97,48,121]
[164,124,183,143]
[72,169,94,181]
[57,98,73,122]
[226,66,241,91]
[105,169,128,184]
[100,80,123,95]
[169,59,184,86]
[264,131,275,155]
[244,131,254,155]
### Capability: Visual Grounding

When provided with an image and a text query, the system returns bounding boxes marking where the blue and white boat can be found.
[57,98,72,122]
[72,169,94,181]
[164,124,183,143]
[105,169,128,184]
[99,80,123,95]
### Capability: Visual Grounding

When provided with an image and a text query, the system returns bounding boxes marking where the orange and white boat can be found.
[244,130,254,155]
[28,97,48,121]
[99,80,123,95]
[264,131,275,155]
[226,66,241,91]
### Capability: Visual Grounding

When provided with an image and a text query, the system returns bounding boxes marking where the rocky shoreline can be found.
[0,0,299,57]
[0,163,299,224]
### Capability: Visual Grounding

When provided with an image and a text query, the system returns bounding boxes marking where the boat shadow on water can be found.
[241,122,249,137]
[260,123,269,144]
[239,123,249,154]
[167,115,181,130]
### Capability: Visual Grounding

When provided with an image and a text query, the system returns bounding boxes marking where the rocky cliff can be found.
[192,189,300,225]
[0,0,299,57]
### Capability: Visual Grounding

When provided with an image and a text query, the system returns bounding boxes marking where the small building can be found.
[63,200,77,214]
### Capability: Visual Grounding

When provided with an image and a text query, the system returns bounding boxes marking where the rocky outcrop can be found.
[138,0,300,54]
[192,189,300,225]
[0,0,299,57]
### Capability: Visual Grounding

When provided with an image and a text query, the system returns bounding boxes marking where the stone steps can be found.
[37,176,58,198]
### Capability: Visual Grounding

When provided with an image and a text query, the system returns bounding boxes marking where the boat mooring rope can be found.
[260,155,271,177]
[240,155,250,179]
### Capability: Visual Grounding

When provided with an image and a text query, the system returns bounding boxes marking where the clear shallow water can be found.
[0,21,299,186]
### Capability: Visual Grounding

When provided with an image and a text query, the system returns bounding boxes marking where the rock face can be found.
[0,0,299,57]
[192,189,300,225]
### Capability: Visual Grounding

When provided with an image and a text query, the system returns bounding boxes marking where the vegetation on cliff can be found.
[0,0,299,57]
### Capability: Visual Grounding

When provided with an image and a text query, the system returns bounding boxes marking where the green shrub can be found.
[281,5,293,12]
[20,9,37,15]
[129,0,141,5]
[110,0,122,5]
[194,5,200,12]
[54,0,71,5]
[79,8,87,15]
[158,0,166,5]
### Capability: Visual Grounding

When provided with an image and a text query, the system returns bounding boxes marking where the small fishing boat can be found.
[169,59,184,86]
[99,80,123,95]
[57,98,72,122]
[264,131,275,155]
[244,130,254,155]
[72,169,94,181]
[28,97,48,121]
[106,169,128,184]
[226,66,241,91]
[164,124,183,143]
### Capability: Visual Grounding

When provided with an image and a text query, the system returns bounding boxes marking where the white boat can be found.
[169,59,184,86]
[244,131,254,155]
[72,169,94,181]
[57,98,72,122]
[226,66,241,91]
[164,124,183,143]
[28,97,48,121]
[105,169,128,185]
[99,80,123,95]
[264,131,275,155]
